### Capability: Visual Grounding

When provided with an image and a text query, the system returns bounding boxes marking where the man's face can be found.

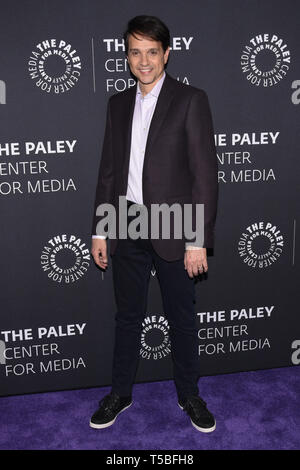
[126,33,170,89]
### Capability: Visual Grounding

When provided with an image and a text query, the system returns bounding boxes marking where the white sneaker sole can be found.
[178,402,216,433]
[89,401,132,429]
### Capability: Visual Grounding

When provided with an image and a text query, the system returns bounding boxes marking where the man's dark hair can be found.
[123,15,170,55]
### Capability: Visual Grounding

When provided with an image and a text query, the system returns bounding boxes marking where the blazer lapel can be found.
[123,83,137,169]
[143,72,176,165]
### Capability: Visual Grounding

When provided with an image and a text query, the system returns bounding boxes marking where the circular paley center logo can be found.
[240,33,291,87]
[28,39,82,94]
[40,234,90,283]
[140,315,171,360]
[238,221,284,268]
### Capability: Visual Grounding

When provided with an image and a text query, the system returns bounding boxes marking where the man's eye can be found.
[150,50,157,55]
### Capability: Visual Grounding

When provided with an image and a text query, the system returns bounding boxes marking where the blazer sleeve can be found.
[184,90,219,248]
[91,97,114,237]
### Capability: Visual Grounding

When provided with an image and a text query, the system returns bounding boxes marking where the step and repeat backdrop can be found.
[0,0,299,396]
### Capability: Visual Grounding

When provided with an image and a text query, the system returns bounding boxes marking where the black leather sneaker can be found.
[89,392,132,429]
[178,395,216,433]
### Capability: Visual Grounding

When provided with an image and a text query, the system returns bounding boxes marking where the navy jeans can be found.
[110,202,200,402]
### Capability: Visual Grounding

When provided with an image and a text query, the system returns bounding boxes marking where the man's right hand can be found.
[91,238,108,270]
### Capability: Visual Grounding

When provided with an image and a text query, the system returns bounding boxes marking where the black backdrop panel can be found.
[0,0,299,396]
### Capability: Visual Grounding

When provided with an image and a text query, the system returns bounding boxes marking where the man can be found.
[90,15,218,433]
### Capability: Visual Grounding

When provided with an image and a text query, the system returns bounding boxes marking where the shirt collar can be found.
[136,71,166,99]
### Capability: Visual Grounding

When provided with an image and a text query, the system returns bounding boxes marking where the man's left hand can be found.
[184,248,208,278]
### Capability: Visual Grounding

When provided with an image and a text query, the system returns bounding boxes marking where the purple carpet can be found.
[0,366,299,450]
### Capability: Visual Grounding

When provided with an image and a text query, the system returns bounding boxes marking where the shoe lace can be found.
[99,393,120,411]
[183,396,208,418]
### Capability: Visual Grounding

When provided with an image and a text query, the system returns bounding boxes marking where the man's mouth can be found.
[139,69,152,74]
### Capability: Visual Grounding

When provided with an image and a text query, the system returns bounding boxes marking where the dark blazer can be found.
[91,71,218,261]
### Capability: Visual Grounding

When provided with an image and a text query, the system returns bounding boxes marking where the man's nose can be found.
[139,53,150,65]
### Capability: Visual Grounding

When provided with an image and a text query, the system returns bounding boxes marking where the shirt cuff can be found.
[92,235,107,239]
[185,245,203,250]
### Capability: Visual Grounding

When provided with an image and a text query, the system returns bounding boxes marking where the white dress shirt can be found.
[125,71,166,205]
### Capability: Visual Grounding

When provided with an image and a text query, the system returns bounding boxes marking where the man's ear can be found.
[164,46,170,63]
